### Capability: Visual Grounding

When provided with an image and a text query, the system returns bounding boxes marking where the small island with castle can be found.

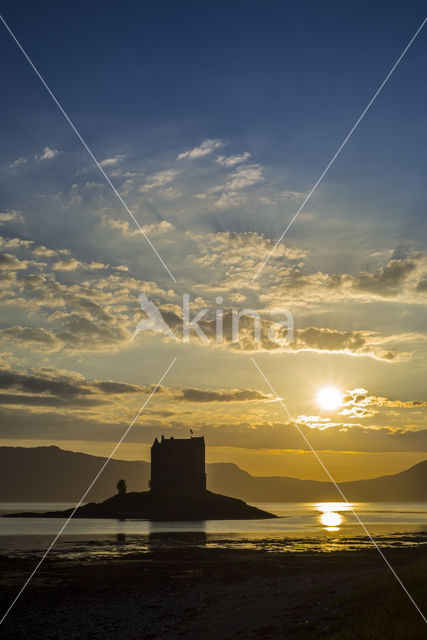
[6,436,275,520]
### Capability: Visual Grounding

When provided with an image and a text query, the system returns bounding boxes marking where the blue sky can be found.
[1,2,427,480]
[1,2,427,255]
[1,2,426,181]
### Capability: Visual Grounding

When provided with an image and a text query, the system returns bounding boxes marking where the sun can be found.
[317,386,343,411]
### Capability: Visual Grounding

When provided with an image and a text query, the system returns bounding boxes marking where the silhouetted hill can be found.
[0,446,426,502]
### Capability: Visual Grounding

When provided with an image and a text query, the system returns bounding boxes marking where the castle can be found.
[150,435,207,495]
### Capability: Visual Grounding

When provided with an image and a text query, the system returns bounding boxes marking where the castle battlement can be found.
[150,435,206,496]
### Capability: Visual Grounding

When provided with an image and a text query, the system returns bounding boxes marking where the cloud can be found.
[0,366,274,423]
[35,147,62,161]
[140,221,175,235]
[0,368,89,397]
[0,326,62,352]
[352,257,418,296]
[139,169,180,192]
[31,253,105,271]
[177,139,223,160]
[99,155,125,167]
[0,247,175,354]
[0,222,422,365]
[172,388,273,403]
[225,164,263,191]
[159,186,181,199]
[258,252,427,308]
[188,230,306,271]
[102,217,175,238]
[86,261,109,270]
[0,306,130,354]
[215,192,247,209]
[216,152,251,167]
[338,387,427,419]
[32,245,70,258]
[0,393,106,407]
[8,157,28,169]
[0,254,28,270]
[131,301,401,361]
[198,163,264,207]
[52,258,82,271]
[0,211,24,225]
[57,315,129,352]
[31,246,57,258]
[294,327,366,353]
[291,328,398,361]
[0,367,155,405]
[0,238,34,253]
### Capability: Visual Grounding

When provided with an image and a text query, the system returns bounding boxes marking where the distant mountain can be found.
[0,446,149,503]
[0,446,426,503]
[207,460,427,502]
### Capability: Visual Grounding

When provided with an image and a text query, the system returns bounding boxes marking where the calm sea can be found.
[0,501,426,556]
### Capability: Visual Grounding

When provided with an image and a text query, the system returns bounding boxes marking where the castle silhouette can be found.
[151,435,206,495]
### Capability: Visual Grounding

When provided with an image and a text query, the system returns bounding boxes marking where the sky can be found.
[1,1,427,481]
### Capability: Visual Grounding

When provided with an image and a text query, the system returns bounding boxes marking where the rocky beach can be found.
[1,542,426,639]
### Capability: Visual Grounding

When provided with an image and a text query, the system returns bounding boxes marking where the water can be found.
[0,501,426,556]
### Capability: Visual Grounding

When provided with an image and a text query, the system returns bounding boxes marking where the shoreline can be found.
[0,529,426,558]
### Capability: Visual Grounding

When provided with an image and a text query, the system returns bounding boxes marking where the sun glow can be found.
[316,386,343,411]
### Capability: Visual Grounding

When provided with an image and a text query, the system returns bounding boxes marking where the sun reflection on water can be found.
[320,511,342,531]
[315,502,353,532]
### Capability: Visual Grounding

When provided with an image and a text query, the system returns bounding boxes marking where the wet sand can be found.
[0,545,426,639]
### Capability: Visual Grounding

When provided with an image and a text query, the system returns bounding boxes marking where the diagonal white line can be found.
[251,356,427,624]
[0,356,177,627]
[0,13,177,284]
[251,17,427,282]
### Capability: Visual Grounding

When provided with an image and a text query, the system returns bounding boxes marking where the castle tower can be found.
[150,435,206,495]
